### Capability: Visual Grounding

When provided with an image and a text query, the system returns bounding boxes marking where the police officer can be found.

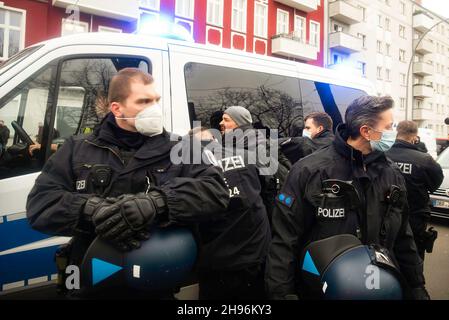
[266,96,430,300]
[386,120,443,260]
[280,112,334,164]
[26,68,229,298]
[220,106,289,223]
[189,125,271,300]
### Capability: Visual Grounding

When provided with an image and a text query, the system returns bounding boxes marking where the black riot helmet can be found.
[80,226,197,294]
[300,234,404,300]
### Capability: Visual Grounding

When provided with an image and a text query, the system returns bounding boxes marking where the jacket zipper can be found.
[84,140,125,166]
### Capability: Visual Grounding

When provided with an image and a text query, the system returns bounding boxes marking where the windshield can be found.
[437,147,449,169]
[0,45,42,75]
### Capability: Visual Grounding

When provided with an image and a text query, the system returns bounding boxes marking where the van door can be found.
[0,44,164,293]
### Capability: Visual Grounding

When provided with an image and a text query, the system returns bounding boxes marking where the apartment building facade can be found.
[326,0,449,138]
[410,3,449,138]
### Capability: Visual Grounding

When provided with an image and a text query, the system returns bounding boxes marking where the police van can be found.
[0,32,374,296]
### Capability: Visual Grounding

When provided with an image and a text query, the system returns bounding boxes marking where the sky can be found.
[422,0,449,18]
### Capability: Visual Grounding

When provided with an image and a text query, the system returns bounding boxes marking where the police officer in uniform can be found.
[26,68,229,298]
[189,125,271,300]
[266,96,430,300]
[386,120,443,260]
[280,112,334,165]
[220,106,289,224]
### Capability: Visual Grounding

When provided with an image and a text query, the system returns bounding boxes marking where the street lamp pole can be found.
[405,15,449,121]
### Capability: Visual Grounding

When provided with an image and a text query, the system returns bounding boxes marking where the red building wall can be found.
[2,0,324,67]
[2,0,136,48]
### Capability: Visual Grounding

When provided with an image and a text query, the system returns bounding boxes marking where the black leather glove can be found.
[410,286,431,300]
[91,191,167,245]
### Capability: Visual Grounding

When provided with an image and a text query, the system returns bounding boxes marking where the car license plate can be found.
[433,200,449,209]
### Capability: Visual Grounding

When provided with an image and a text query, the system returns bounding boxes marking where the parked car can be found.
[430,146,449,219]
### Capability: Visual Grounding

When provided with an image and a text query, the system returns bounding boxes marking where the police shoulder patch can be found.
[277,193,295,208]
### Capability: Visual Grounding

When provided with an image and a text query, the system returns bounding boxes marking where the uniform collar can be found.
[314,129,334,139]
[90,113,173,160]
[391,139,419,151]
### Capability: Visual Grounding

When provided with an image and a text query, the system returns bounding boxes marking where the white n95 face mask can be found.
[302,129,312,139]
[117,104,164,137]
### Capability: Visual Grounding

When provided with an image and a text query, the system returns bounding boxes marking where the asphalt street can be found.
[425,218,449,300]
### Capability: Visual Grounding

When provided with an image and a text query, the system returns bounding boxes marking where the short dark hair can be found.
[345,96,394,138]
[304,112,333,132]
[108,68,154,105]
[396,120,418,139]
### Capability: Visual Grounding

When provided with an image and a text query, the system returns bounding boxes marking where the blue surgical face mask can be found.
[302,130,312,139]
[369,128,397,152]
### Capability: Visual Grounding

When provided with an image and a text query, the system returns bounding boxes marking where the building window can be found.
[385,68,390,81]
[385,18,390,31]
[0,7,25,59]
[399,49,406,62]
[358,33,366,49]
[276,9,289,35]
[357,61,366,77]
[332,53,345,65]
[61,18,89,36]
[294,15,306,41]
[400,2,406,15]
[310,21,320,48]
[232,0,247,33]
[98,26,122,33]
[399,25,406,38]
[207,0,223,27]
[385,0,391,6]
[377,40,382,54]
[175,0,194,19]
[139,0,160,11]
[333,23,343,32]
[400,97,405,109]
[359,6,366,21]
[386,43,391,56]
[400,73,406,85]
[254,2,268,38]
[377,66,382,79]
[378,14,382,28]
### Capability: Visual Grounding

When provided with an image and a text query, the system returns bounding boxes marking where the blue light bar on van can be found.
[137,17,194,42]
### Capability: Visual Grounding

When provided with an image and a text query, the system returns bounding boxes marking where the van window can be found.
[184,62,303,137]
[184,62,367,136]
[0,56,150,180]
[0,64,55,179]
[301,80,366,131]
[55,57,151,138]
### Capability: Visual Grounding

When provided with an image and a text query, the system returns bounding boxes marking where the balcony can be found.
[414,38,433,55]
[413,62,433,76]
[275,0,318,13]
[271,32,318,61]
[413,108,435,121]
[52,0,140,21]
[413,12,434,33]
[329,1,363,25]
[413,84,433,98]
[328,32,362,54]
